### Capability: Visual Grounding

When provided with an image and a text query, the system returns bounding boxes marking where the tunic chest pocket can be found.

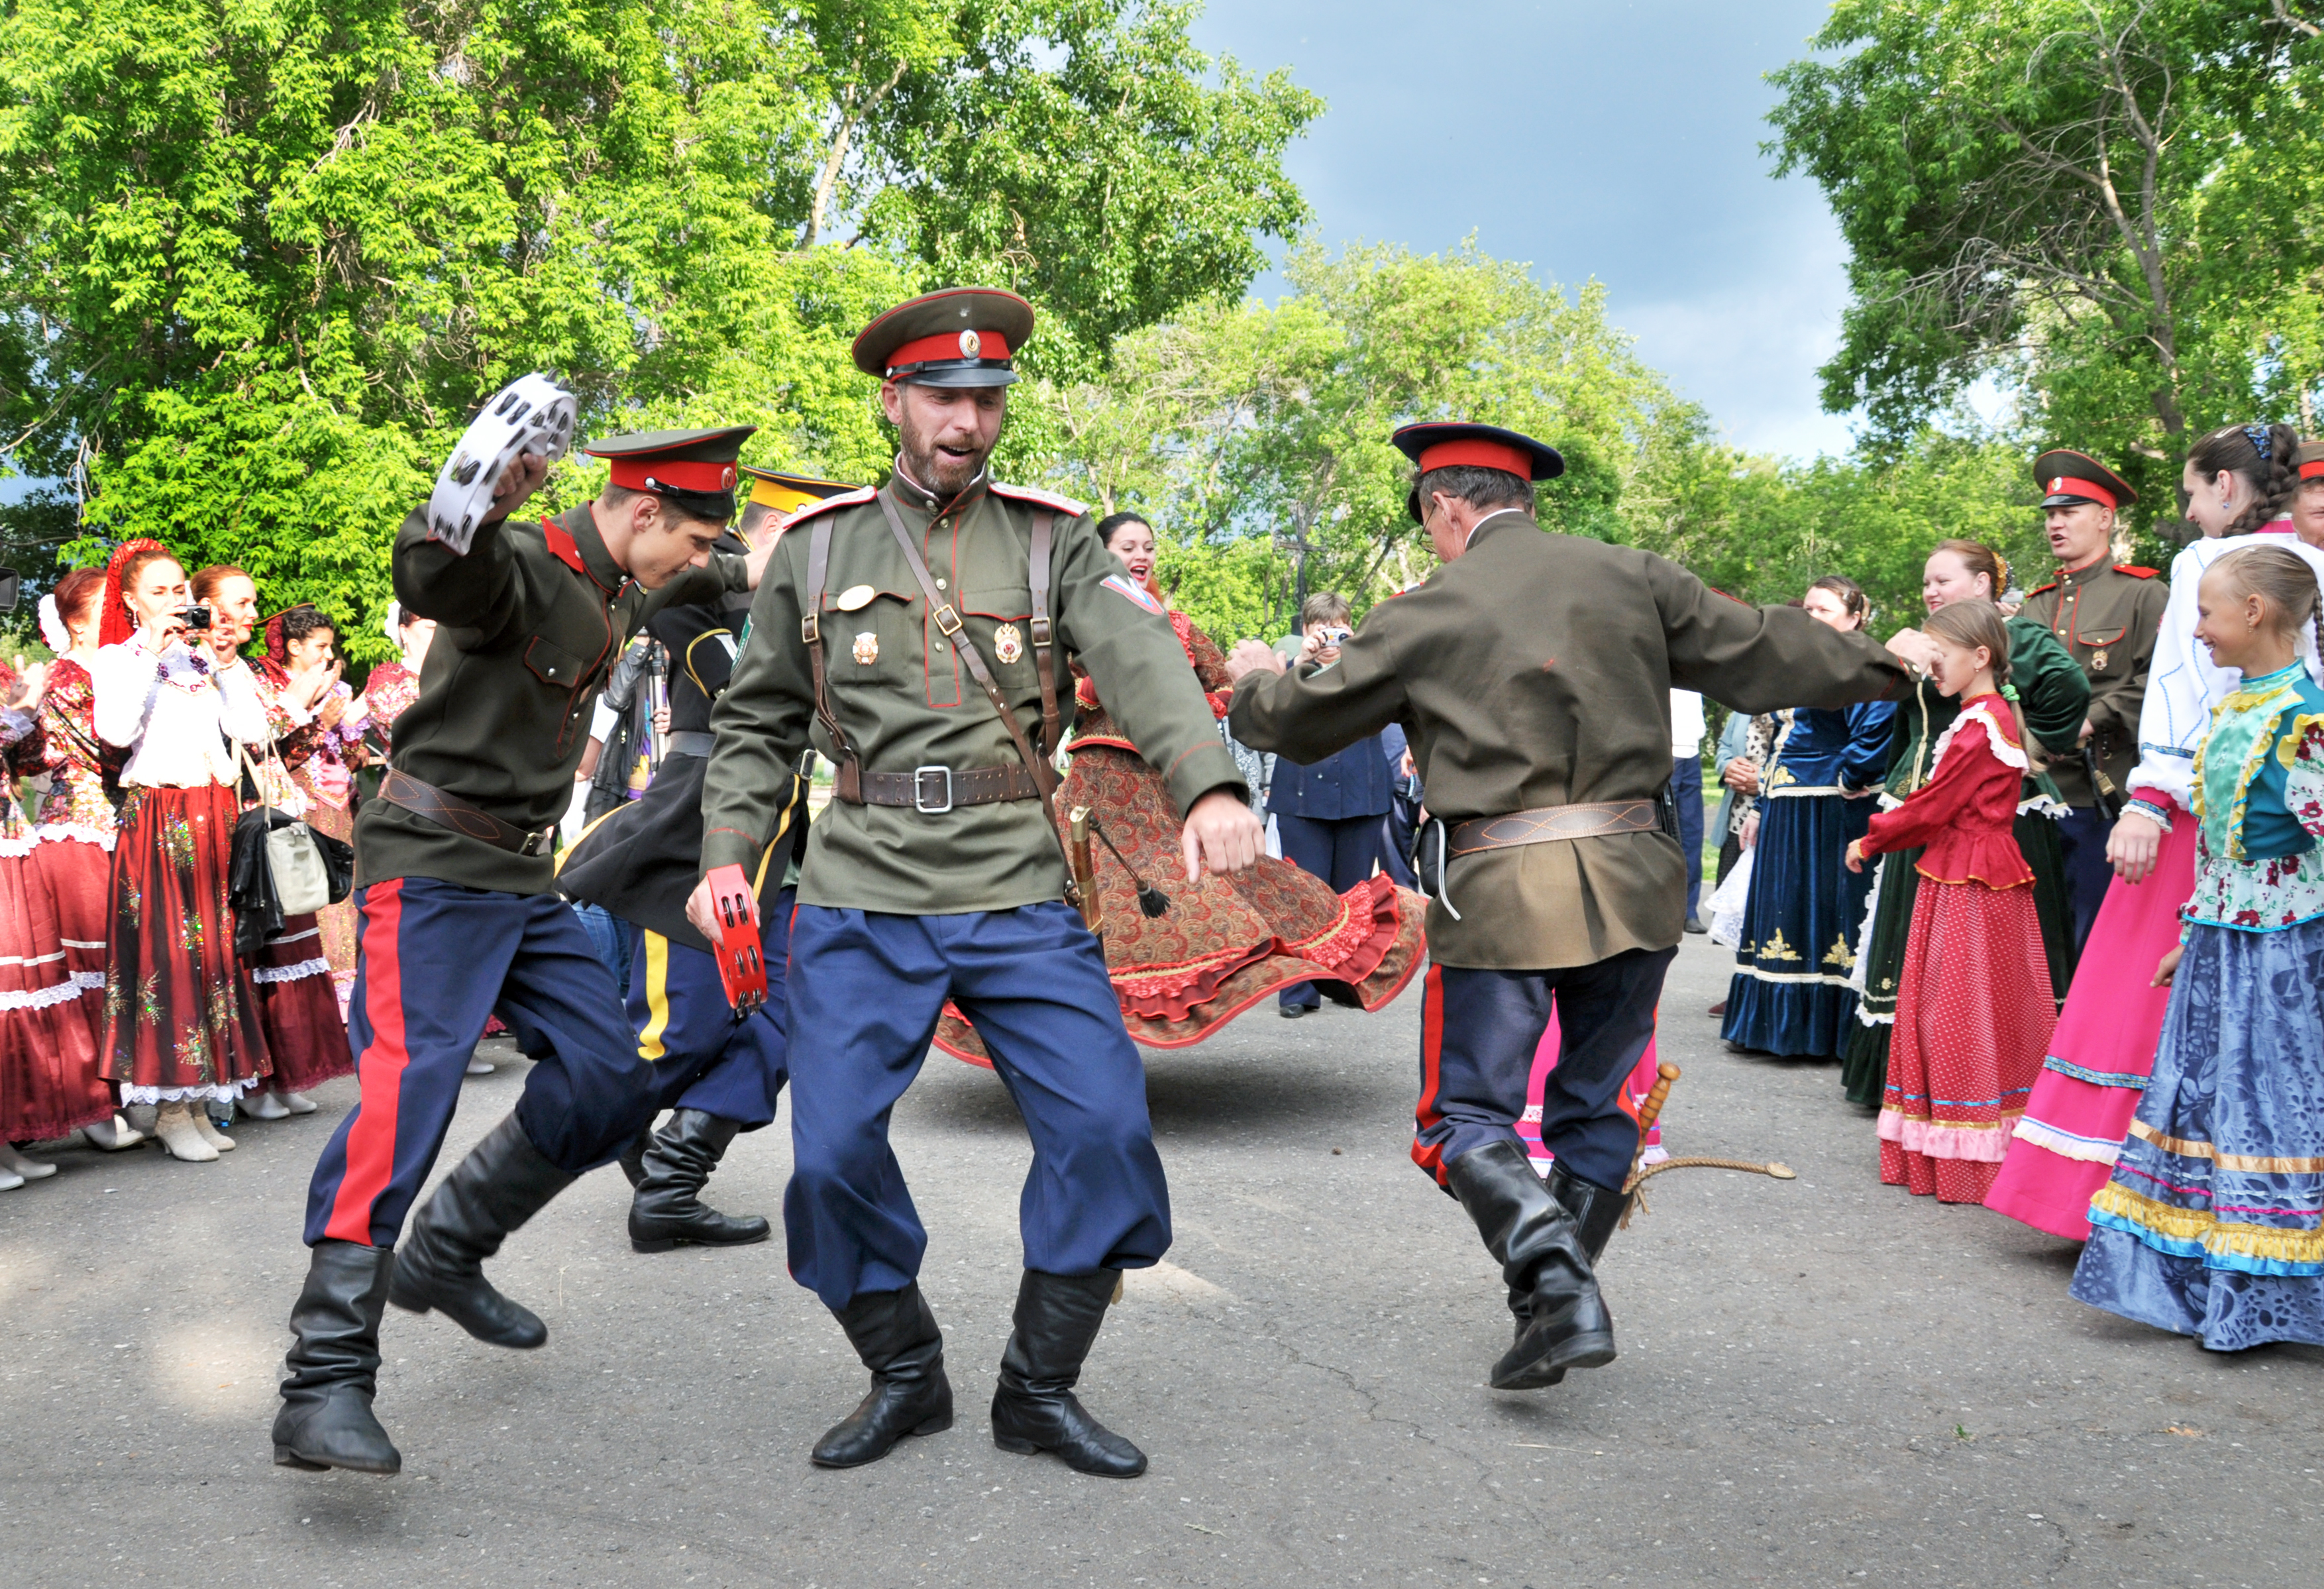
[961,587,1037,681]
[2076,624,2126,669]
[524,635,592,691]
[825,589,915,686]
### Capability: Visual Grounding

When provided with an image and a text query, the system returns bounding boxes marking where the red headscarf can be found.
[257,605,317,686]
[97,539,172,649]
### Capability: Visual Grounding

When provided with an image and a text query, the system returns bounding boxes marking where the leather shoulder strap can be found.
[1029,510,1059,757]
[800,510,859,798]
[874,488,1058,809]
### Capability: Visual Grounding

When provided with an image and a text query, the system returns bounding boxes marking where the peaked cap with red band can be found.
[2033,448,2136,512]
[1392,421,1564,522]
[852,288,1035,388]
[582,425,757,523]
[2296,439,2324,482]
[98,538,172,649]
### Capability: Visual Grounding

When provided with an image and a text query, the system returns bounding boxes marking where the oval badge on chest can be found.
[835,584,876,612]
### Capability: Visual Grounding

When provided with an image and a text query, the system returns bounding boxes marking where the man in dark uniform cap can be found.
[273,424,774,1476]
[560,466,855,1254]
[689,287,1264,1477]
[2018,449,2168,948]
[1226,421,1910,1392]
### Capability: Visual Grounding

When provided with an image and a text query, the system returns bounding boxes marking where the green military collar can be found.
[1465,508,1540,549]
[549,501,632,594]
[885,461,990,517]
[2058,555,2113,589]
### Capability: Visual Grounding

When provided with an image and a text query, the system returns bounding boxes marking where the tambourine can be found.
[424,373,578,554]
[704,863,768,1016]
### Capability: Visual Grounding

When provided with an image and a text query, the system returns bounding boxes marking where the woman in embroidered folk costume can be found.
[192,570,353,1119]
[1988,423,2324,1239]
[2068,547,2324,1346]
[89,541,274,1162]
[934,511,1423,1062]
[1840,541,2088,1108]
[0,640,111,1187]
[1847,600,2056,1202]
[1718,576,1895,1058]
[255,605,366,1005]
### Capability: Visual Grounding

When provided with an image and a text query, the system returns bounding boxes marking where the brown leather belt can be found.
[1447,800,1662,857]
[834,762,1044,813]
[379,769,556,857]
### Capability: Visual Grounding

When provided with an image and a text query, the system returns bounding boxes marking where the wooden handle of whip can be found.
[1634,1062,1681,1136]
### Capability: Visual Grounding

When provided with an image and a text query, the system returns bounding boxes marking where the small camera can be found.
[180,604,213,632]
[1320,626,1352,647]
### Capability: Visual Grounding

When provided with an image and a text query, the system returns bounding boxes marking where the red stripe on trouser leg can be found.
[324,881,410,1245]
[1410,963,1450,1184]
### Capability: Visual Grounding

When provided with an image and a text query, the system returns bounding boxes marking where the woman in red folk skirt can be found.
[1848,600,2056,1204]
[933,512,1424,1065]
[0,642,111,1188]
[25,569,142,1154]
[89,541,274,1164]
[193,567,353,1119]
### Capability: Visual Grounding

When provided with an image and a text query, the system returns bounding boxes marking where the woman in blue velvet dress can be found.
[2072,546,2324,1350]
[1721,577,1897,1057]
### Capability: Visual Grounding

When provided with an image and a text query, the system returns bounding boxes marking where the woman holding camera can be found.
[91,540,274,1162]
[191,569,354,1119]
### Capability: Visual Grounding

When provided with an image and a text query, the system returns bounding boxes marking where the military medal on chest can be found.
[853,631,879,665]
[2090,647,2108,672]
[992,622,1024,665]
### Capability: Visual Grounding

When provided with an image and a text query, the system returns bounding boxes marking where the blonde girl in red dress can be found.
[1847,600,2057,1203]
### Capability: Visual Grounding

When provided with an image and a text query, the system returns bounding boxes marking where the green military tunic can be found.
[2017,559,2168,806]
[358,501,749,895]
[700,471,1245,912]
[1228,512,1911,970]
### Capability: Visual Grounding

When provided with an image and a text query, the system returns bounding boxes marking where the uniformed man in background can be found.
[2018,449,2167,948]
[274,427,772,1477]
[560,466,853,1254]
[1226,421,1910,1394]
[690,288,1263,1478]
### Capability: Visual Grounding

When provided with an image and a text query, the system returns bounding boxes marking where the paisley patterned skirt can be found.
[934,743,1425,1062]
[2070,916,2324,1350]
[99,785,271,1102]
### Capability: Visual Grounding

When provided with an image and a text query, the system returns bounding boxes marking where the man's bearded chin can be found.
[900,415,992,497]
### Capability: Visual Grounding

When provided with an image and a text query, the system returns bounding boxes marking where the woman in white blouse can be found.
[90,539,275,1162]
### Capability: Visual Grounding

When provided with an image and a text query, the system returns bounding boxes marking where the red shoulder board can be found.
[2026,579,2060,597]
[2113,564,2158,578]
[540,516,588,576]
[783,484,879,529]
[988,480,1090,517]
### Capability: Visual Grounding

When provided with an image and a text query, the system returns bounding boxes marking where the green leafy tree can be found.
[0,0,1315,654]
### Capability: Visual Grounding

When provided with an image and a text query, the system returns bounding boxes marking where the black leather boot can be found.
[616,1124,654,1189]
[387,1113,573,1348]
[1446,1139,1615,1391]
[811,1285,954,1468]
[273,1240,401,1474]
[628,1110,771,1252]
[1549,1162,1632,1264]
[990,1268,1147,1477]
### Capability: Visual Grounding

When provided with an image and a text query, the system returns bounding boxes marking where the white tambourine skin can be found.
[425,372,578,554]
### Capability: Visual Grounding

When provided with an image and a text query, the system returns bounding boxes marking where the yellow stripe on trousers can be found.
[636,930,673,1062]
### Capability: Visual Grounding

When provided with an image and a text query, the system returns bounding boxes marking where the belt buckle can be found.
[913,765,954,814]
[520,829,552,857]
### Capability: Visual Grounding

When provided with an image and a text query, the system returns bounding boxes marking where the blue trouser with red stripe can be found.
[1413,948,1677,1193]
[784,901,1170,1309]
[625,890,794,1126]
[303,878,655,1248]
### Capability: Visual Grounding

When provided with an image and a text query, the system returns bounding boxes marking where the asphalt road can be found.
[3,934,2317,1588]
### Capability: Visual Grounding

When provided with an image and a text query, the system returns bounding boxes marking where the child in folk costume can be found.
[1847,600,2056,1203]
[2072,547,2324,1349]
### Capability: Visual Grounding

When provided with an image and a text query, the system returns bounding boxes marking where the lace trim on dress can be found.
[1926,704,2029,775]
[34,822,117,851]
[0,979,85,1013]
[250,956,332,985]
[1876,1108,2021,1163]
[117,1078,259,1105]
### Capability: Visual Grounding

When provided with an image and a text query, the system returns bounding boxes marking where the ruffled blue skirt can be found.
[2070,916,2324,1350]
[1720,791,1876,1058]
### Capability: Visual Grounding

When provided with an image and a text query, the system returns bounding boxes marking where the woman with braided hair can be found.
[1847,600,2057,1203]
[1839,541,2088,1108]
[89,540,274,1161]
[1988,422,2324,1239]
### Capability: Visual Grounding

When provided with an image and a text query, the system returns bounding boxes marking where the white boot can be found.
[189,1106,237,1153]
[0,1142,56,1180]
[465,1056,496,1076]
[82,1112,145,1152]
[277,1090,318,1115]
[243,1091,290,1121]
[153,1102,218,1163]
[0,1164,22,1191]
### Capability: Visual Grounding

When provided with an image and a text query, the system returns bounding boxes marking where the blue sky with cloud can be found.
[1188,0,1856,461]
